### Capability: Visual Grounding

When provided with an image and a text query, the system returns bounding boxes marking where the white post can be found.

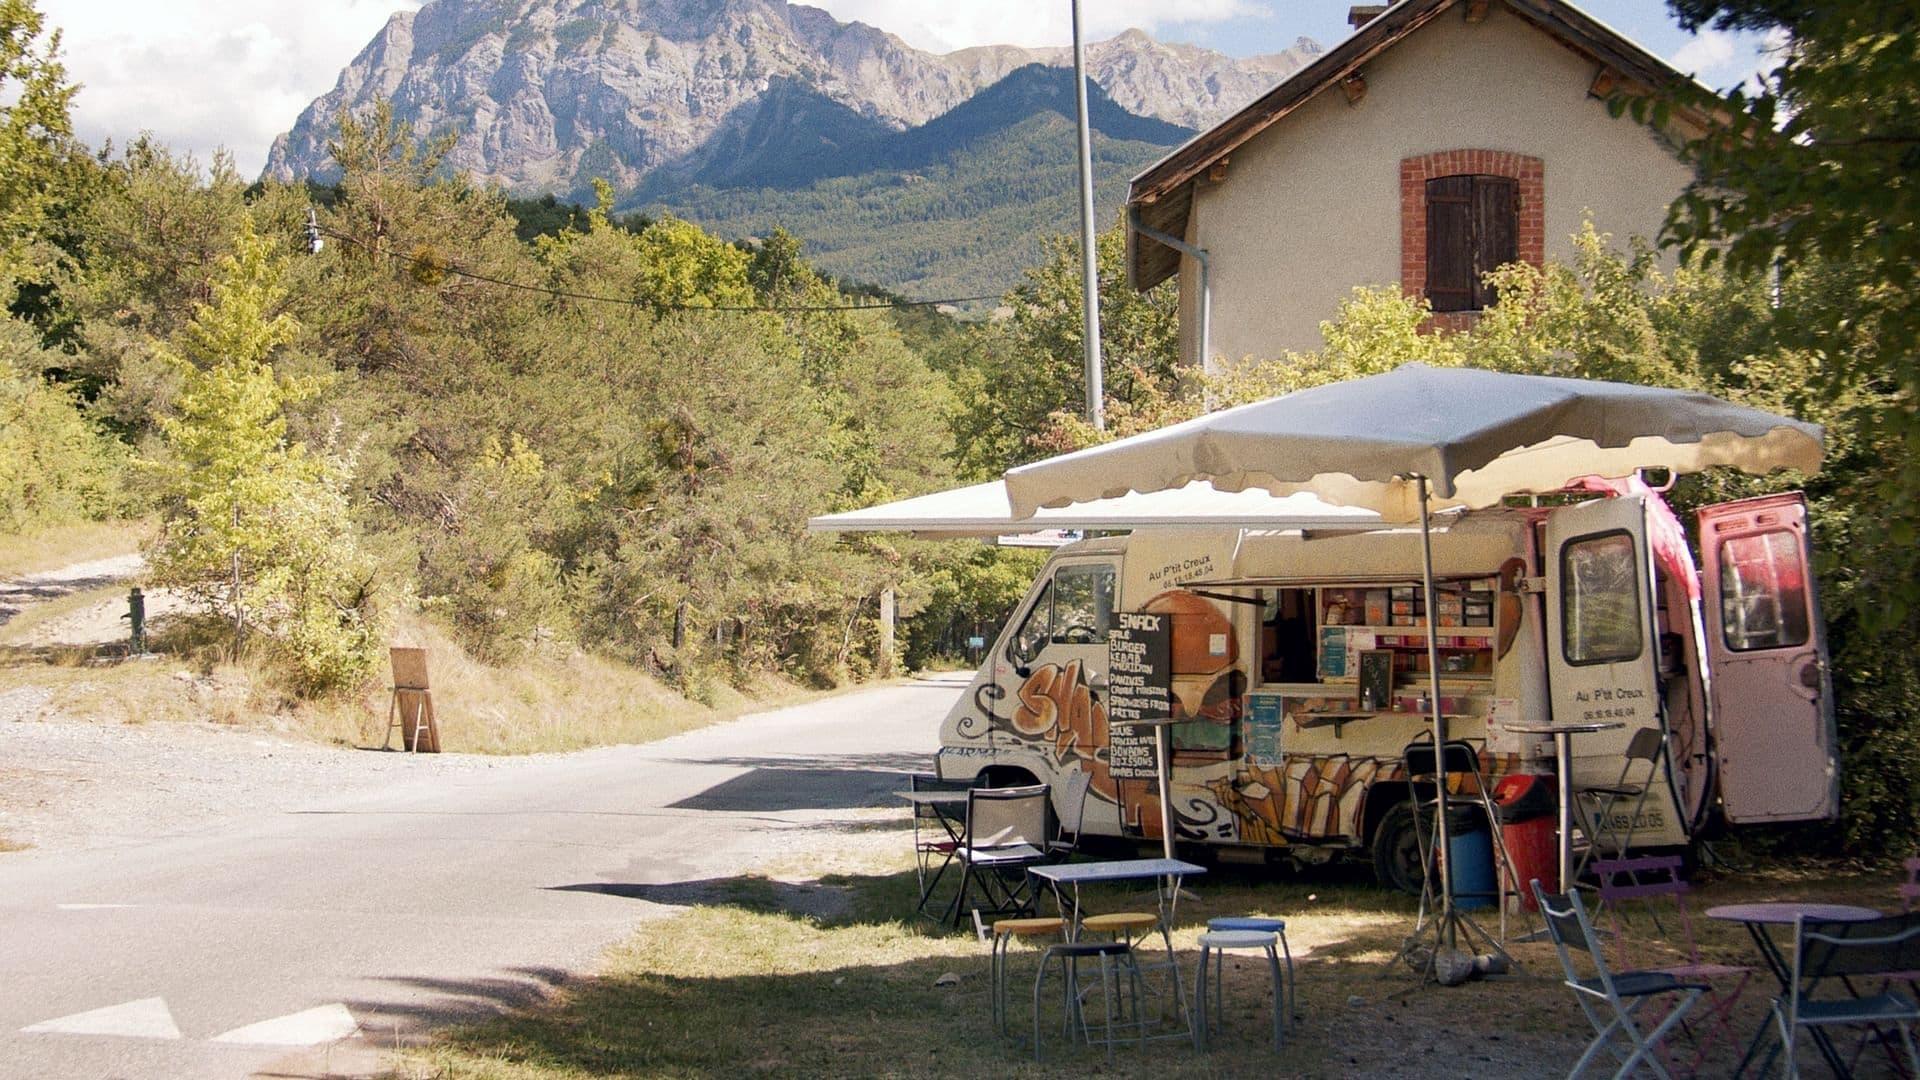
[1416,476,1456,943]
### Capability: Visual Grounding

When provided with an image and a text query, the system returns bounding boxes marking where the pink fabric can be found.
[1573,475,1702,600]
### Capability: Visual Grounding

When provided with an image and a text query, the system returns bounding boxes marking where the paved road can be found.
[0,677,965,1079]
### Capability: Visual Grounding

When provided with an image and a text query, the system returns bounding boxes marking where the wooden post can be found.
[878,588,896,677]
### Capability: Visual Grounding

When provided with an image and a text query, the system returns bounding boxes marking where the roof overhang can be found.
[1124,0,1721,291]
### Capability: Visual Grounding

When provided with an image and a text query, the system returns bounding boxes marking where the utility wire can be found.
[309,221,1006,313]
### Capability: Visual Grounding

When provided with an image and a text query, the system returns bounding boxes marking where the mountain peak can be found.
[263,0,1316,193]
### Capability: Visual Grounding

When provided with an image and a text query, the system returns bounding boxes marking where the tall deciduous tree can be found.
[1654,0,1919,627]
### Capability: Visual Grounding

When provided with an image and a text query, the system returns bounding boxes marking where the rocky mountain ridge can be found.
[263,0,1319,196]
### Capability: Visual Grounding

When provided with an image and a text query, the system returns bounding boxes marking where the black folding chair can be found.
[907,772,969,921]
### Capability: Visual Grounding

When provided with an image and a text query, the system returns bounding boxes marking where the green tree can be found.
[0,0,95,342]
[0,318,126,532]
[950,220,1179,476]
[1651,0,1920,628]
[146,220,380,693]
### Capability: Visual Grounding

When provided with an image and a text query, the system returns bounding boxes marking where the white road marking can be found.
[21,997,182,1039]
[56,903,133,910]
[210,1003,358,1046]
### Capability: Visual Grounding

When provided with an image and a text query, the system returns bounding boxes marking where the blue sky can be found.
[42,1,1773,178]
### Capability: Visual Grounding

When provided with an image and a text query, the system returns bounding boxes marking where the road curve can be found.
[0,676,965,1079]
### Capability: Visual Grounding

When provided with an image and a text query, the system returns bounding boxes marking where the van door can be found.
[1544,496,1678,843]
[1698,493,1838,823]
[1002,558,1119,815]
[1546,495,1662,733]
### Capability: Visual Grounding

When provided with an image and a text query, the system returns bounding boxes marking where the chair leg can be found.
[1279,930,1296,1030]
[1266,942,1285,1051]
[1192,944,1212,1052]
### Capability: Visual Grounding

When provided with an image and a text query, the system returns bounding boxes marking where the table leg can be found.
[1555,732,1575,891]
[1731,922,1854,1079]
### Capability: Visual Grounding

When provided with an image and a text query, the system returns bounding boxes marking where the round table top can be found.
[1499,720,1626,735]
[1704,902,1884,924]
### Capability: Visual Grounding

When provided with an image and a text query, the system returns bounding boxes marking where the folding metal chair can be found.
[907,772,968,920]
[1533,880,1707,1079]
[1574,727,1669,878]
[1593,856,1753,1074]
[950,783,1050,933]
[1766,914,1920,1079]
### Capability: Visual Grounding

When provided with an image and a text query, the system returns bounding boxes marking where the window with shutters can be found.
[1425,174,1517,312]
[1400,151,1543,327]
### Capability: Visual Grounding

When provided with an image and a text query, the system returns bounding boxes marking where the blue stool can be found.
[1208,917,1296,1032]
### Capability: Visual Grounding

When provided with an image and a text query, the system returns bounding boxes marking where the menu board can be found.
[1246,693,1286,765]
[1108,611,1172,780]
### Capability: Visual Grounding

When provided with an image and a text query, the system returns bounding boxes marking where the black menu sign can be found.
[1108,611,1172,780]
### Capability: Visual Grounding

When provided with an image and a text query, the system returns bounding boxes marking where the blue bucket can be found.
[1446,809,1497,911]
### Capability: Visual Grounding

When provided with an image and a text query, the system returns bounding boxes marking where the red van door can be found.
[1698,493,1839,823]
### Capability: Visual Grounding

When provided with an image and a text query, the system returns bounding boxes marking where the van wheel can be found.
[1371,802,1426,896]
[977,766,1039,789]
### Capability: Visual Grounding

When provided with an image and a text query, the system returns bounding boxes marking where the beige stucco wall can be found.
[1177,4,1697,367]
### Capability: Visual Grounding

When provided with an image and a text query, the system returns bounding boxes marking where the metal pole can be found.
[1416,476,1455,944]
[1155,722,1176,861]
[1070,0,1105,430]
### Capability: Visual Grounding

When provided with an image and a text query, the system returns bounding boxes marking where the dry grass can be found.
[0,520,147,577]
[0,608,842,755]
[395,847,1909,1080]
[0,833,30,853]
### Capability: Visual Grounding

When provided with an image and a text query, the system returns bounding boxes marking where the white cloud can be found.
[1669,28,1737,77]
[806,0,1269,52]
[44,0,421,177]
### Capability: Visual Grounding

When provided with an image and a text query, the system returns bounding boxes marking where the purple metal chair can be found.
[1594,855,1754,1075]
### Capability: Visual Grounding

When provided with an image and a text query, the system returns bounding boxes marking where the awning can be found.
[807,479,1382,537]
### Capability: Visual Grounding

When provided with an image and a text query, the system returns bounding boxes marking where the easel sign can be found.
[385,646,441,753]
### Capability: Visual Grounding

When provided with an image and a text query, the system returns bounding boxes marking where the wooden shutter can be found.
[1425,176,1474,313]
[1471,176,1517,309]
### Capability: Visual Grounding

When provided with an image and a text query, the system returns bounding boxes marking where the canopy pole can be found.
[1417,476,1457,945]
[1156,723,1176,861]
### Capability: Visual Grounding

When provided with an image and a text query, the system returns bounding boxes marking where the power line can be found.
[310,221,1006,314]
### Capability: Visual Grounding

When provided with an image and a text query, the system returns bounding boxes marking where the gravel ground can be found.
[0,693,524,853]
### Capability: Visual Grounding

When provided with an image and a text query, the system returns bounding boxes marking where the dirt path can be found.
[0,552,192,647]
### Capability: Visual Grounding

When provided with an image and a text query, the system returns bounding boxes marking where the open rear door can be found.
[1699,493,1838,823]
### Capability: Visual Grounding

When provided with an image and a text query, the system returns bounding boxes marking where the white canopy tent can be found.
[807,479,1383,537]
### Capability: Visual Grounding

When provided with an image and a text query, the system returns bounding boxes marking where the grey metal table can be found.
[1028,858,1208,1046]
[1500,720,1623,891]
[1028,858,1207,940]
[1706,901,1884,1077]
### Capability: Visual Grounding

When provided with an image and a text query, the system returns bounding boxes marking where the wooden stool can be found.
[990,917,1064,1037]
[1083,912,1186,1033]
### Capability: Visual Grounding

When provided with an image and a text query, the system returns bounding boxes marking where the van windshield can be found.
[1050,564,1115,644]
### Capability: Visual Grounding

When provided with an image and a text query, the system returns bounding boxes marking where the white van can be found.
[933,491,1837,889]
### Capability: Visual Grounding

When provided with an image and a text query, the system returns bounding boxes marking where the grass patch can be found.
[0,520,147,577]
[0,609,852,755]
[397,846,1909,1079]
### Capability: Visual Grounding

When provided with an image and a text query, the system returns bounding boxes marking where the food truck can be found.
[929,490,1836,890]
